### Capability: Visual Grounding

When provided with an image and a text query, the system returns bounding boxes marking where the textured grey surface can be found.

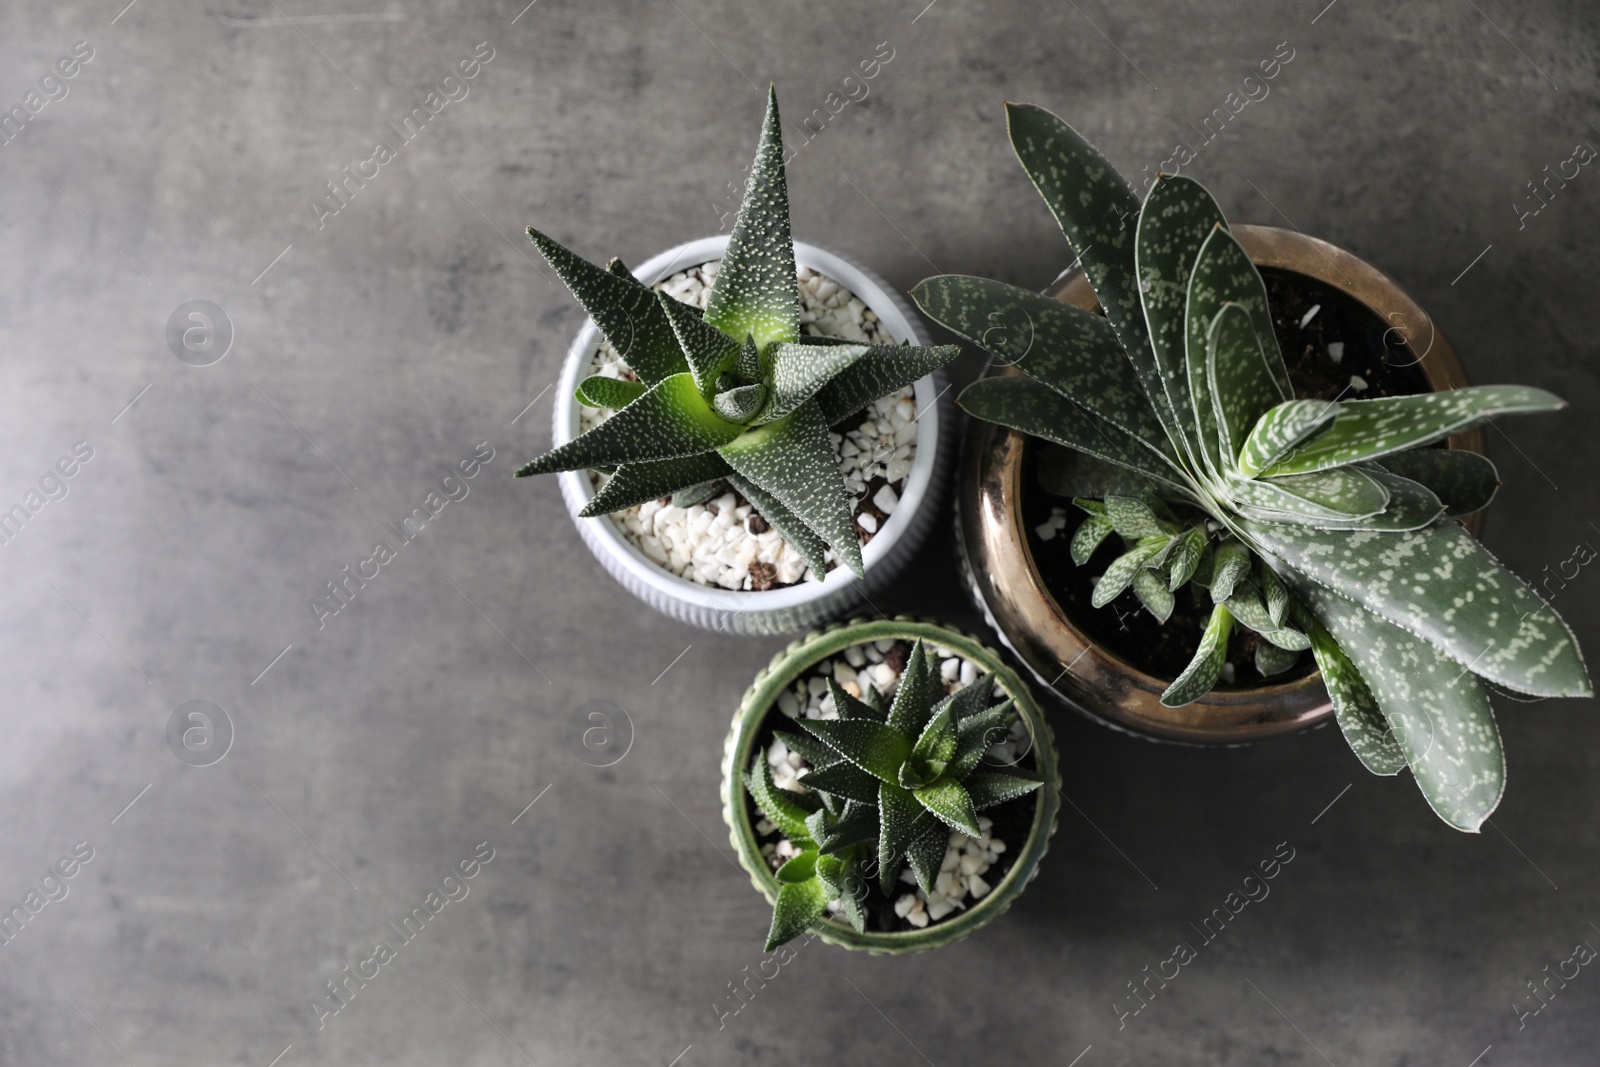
[0,1,1597,1064]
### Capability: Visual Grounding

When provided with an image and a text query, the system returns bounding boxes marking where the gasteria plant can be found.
[912,102,1590,831]
[745,639,1043,949]
[515,86,959,579]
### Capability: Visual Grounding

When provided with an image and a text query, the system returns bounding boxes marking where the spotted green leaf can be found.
[1265,386,1566,476]
[913,779,982,837]
[1237,399,1341,477]
[886,640,937,740]
[670,480,724,509]
[1133,569,1176,623]
[1223,589,1311,650]
[575,375,648,410]
[1161,603,1233,706]
[1254,640,1301,678]
[1374,449,1500,516]
[1209,540,1252,601]
[1235,467,1445,532]
[1207,301,1283,464]
[518,373,744,476]
[813,344,959,426]
[713,383,767,423]
[1306,617,1406,776]
[1186,223,1292,401]
[1291,577,1503,831]
[724,472,829,578]
[579,453,733,517]
[760,342,871,423]
[1104,494,1179,538]
[1259,558,1291,627]
[1168,526,1207,589]
[704,86,799,350]
[1241,517,1592,698]
[1232,467,1391,522]
[657,290,742,396]
[719,399,862,576]
[1092,540,1165,608]
[796,717,912,785]
[1071,513,1114,565]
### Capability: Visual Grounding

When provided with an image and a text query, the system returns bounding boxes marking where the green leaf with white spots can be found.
[1133,569,1176,623]
[877,780,926,892]
[1092,539,1164,608]
[765,876,829,951]
[1137,175,1229,471]
[745,754,820,841]
[1232,467,1391,521]
[719,399,862,577]
[904,819,949,896]
[575,375,648,409]
[796,717,912,785]
[1223,589,1311,650]
[1186,224,1292,402]
[965,768,1045,810]
[1306,618,1406,776]
[913,779,983,838]
[1168,526,1208,590]
[605,256,631,277]
[1290,576,1503,831]
[1259,558,1291,627]
[518,373,745,476]
[759,342,871,423]
[813,344,960,426]
[657,290,742,396]
[912,275,1172,456]
[1235,467,1445,532]
[1161,603,1233,707]
[670,480,724,509]
[1374,449,1500,516]
[1104,494,1179,538]
[713,383,768,423]
[1210,540,1252,601]
[579,453,733,517]
[1071,513,1114,565]
[957,376,1192,494]
[1254,640,1301,678]
[1237,399,1341,477]
[887,640,938,740]
[1207,301,1283,465]
[1241,517,1592,698]
[1264,386,1567,476]
[527,227,688,385]
[734,334,762,382]
[705,86,800,350]
[724,472,830,578]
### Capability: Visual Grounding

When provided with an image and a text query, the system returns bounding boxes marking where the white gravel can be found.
[754,639,1032,929]
[580,260,917,591]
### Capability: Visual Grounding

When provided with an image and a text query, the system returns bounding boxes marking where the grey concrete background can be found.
[0,0,1596,1064]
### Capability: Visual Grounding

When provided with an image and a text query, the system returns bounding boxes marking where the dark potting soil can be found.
[745,651,1041,936]
[1025,267,1435,685]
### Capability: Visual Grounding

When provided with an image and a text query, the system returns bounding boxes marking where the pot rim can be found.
[551,235,944,623]
[960,223,1486,744]
[719,616,1061,955]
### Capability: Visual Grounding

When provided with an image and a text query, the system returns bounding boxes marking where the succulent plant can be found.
[745,639,1042,949]
[912,102,1590,831]
[515,86,959,578]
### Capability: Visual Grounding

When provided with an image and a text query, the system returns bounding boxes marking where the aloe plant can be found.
[515,86,958,578]
[745,639,1042,949]
[912,102,1590,832]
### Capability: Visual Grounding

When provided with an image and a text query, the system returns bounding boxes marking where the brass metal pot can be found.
[957,225,1486,745]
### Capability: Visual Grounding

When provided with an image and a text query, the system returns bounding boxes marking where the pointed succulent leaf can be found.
[720,399,862,576]
[1186,223,1292,401]
[605,256,631,277]
[1207,301,1283,464]
[1092,541,1164,608]
[1237,399,1341,476]
[1254,640,1301,677]
[1306,618,1406,776]
[1209,540,1252,601]
[745,754,820,841]
[527,227,688,385]
[775,848,818,883]
[912,275,1170,450]
[1136,175,1230,469]
[705,86,800,350]
[940,673,1004,723]
[713,383,768,423]
[812,850,843,897]
[799,758,883,807]
[1038,444,1169,500]
[825,678,886,723]
[734,334,762,382]
[670,479,725,509]
[772,728,837,769]
[965,768,1045,810]
[759,342,872,423]
[811,802,879,855]
[1004,103,1167,441]
[1071,514,1115,566]
[1241,517,1592,698]
[958,376,1192,493]
[886,640,937,739]
[724,472,829,578]
[1133,569,1176,623]
[1161,603,1234,706]
[1373,449,1499,516]
[913,779,983,837]
[877,780,926,892]
[579,453,733,517]
[835,851,869,932]
[1264,385,1566,476]
[796,717,912,784]
[517,373,744,476]
[948,701,1016,779]
[1233,467,1391,522]
[1259,558,1292,627]
[765,877,829,951]
[657,291,743,396]
[575,375,648,410]
[1104,495,1179,539]
[1234,467,1445,532]
[1223,589,1311,650]
[814,344,959,425]
[1168,526,1208,590]
[1290,576,1504,831]
[910,704,958,769]
[905,820,949,897]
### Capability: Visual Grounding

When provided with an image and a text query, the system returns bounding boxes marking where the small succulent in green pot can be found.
[517,86,959,582]
[722,618,1060,953]
[913,102,1590,832]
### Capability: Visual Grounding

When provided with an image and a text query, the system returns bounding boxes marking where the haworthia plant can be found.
[912,101,1590,832]
[515,86,959,578]
[744,640,1043,949]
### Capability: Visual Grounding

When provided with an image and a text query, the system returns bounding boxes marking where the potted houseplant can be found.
[516,87,959,635]
[912,102,1590,831]
[721,617,1060,953]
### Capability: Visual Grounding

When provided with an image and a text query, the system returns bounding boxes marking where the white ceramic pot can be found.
[552,235,952,635]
